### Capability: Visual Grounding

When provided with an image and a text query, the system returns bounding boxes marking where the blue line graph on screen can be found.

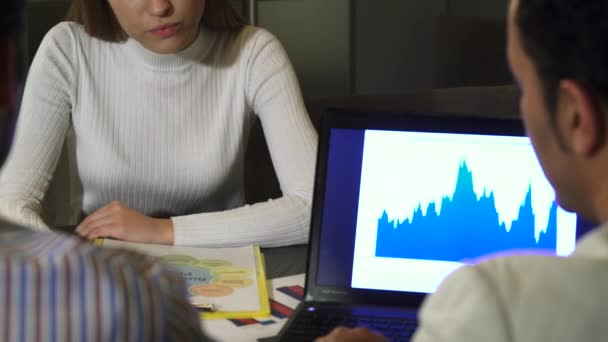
[375,161,558,262]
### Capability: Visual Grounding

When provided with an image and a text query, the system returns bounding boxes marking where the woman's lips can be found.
[150,23,180,38]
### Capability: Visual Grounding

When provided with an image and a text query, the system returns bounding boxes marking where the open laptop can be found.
[274,109,594,342]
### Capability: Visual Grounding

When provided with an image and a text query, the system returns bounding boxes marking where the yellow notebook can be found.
[94,239,270,319]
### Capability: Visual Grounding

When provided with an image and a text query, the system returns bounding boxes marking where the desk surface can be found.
[54,225,308,279]
[261,244,307,279]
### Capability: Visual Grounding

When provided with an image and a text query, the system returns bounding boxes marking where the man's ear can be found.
[558,80,605,156]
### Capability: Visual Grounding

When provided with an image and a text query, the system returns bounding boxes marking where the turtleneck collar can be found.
[123,27,214,70]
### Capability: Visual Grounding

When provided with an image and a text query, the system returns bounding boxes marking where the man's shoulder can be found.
[0,220,76,250]
[0,224,205,340]
[415,254,608,342]
[420,249,608,312]
[0,223,175,281]
[459,254,605,298]
[463,224,608,292]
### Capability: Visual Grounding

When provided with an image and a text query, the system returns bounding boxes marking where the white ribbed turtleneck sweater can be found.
[0,22,317,247]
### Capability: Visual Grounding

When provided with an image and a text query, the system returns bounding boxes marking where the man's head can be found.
[0,0,24,167]
[508,0,608,222]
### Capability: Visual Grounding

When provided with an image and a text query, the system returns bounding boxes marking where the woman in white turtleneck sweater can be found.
[0,0,317,248]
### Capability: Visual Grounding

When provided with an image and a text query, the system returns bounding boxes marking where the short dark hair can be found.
[516,0,608,114]
[66,0,248,42]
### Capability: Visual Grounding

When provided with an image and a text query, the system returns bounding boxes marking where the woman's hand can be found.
[75,201,174,244]
[315,327,388,342]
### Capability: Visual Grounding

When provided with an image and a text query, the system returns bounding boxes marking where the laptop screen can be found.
[313,115,595,297]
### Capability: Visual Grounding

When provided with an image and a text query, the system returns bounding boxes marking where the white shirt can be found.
[0,22,317,247]
[413,223,608,342]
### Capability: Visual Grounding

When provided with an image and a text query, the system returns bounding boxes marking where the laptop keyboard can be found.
[280,308,417,342]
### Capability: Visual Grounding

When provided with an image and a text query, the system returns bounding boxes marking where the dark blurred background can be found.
[25,0,511,97]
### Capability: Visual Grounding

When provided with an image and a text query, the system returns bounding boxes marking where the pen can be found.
[192,302,216,312]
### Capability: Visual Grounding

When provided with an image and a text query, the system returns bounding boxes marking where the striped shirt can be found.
[0,220,208,342]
